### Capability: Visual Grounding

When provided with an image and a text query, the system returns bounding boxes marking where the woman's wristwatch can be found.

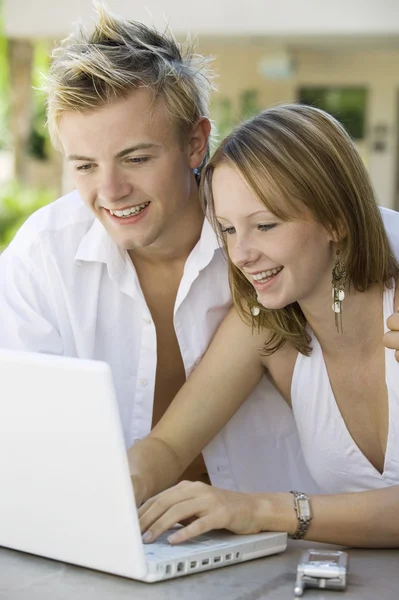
[289,491,312,540]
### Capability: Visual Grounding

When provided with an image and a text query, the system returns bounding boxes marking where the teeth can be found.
[252,267,283,282]
[110,202,149,217]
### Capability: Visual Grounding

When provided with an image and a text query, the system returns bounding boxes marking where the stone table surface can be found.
[0,540,397,600]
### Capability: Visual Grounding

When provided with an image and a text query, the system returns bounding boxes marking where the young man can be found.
[1,6,397,504]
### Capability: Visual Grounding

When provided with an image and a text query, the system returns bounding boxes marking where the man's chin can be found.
[120,236,153,252]
[108,226,160,253]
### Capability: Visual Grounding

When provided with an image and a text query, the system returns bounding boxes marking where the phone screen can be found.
[308,551,341,564]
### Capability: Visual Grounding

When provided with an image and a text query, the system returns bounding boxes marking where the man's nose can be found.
[98,169,132,205]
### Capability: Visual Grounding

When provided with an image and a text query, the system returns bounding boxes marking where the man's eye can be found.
[127,156,150,164]
[258,224,276,231]
[76,164,93,172]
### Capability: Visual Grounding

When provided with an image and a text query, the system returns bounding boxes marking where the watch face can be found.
[298,498,311,518]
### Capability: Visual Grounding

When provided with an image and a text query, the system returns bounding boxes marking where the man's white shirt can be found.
[1,190,398,494]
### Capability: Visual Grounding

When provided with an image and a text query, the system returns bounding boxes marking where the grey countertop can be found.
[0,541,397,599]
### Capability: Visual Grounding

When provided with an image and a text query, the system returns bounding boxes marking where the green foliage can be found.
[0,182,54,251]
[239,89,260,120]
[0,1,9,150]
[211,89,260,144]
[0,4,50,158]
[27,101,49,160]
[28,41,51,160]
[211,97,234,141]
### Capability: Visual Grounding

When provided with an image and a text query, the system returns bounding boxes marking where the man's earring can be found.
[332,246,347,334]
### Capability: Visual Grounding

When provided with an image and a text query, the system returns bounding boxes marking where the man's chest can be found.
[61,254,231,442]
[135,266,187,423]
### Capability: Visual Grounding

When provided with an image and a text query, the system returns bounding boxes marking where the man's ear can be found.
[188,117,211,169]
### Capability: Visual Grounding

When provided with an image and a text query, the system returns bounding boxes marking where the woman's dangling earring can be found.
[249,296,261,317]
[331,246,347,334]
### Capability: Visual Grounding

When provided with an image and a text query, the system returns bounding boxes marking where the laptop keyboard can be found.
[143,530,230,561]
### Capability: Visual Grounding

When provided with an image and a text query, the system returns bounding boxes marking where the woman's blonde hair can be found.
[201,104,398,355]
[43,3,215,167]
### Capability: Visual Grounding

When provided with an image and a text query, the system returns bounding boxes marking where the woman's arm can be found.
[128,307,265,504]
[282,486,399,547]
[384,310,399,362]
[139,482,399,548]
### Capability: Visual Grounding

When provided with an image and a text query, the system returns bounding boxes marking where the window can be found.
[298,87,368,140]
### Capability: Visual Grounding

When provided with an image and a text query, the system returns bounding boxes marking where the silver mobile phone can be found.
[294,549,349,596]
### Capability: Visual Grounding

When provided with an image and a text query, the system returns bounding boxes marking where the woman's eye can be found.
[258,224,276,231]
[220,226,236,235]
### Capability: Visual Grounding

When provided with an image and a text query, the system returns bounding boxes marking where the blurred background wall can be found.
[1,0,399,248]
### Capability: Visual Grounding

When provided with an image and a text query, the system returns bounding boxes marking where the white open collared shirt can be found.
[4,192,397,494]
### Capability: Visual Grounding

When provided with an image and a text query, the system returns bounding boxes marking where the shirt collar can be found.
[200,216,221,255]
[75,218,140,297]
[75,216,220,263]
[74,215,222,298]
[75,218,110,264]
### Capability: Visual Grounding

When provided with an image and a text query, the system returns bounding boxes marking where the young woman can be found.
[131,104,399,548]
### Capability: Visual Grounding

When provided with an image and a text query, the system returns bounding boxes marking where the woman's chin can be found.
[256,295,291,312]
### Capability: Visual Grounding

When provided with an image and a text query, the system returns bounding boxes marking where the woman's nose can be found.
[230,236,261,269]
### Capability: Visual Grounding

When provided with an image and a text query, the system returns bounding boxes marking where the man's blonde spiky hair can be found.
[44,2,216,163]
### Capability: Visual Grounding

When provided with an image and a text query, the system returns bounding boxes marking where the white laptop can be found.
[0,349,287,582]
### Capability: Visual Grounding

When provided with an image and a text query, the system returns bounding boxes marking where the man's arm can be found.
[128,307,265,504]
[0,246,63,353]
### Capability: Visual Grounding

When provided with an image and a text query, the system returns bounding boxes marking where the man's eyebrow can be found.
[67,143,162,162]
[115,143,162,159]
[67,154,95,162]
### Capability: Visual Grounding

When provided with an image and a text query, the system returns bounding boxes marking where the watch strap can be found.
[289,490,312,540]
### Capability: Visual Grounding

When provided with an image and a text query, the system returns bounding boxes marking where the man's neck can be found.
[128,192,205,269]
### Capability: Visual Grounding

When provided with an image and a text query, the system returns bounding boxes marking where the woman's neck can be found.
[299,281,385,358]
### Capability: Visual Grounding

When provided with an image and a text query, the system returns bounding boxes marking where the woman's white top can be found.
[291,284,399,493]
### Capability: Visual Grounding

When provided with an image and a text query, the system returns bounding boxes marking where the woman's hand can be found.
[131,473,147,507]
[138,481,269,544]
[384,310,399,361]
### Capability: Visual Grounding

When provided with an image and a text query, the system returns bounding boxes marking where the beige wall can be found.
[200,42,399,208]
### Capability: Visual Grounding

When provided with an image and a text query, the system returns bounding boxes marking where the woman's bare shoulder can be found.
[258,336,299,406]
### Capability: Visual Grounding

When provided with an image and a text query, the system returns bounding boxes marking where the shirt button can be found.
[140,379,148,387]
[143,316,152,325]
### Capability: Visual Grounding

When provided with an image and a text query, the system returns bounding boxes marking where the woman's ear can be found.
[330,221,348,244]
